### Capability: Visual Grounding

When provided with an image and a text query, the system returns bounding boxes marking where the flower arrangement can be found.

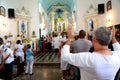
[8,32,13,37]
[22,38,31,43]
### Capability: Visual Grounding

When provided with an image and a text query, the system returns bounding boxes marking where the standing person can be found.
[70,30,92,80]
[4,35,12,48]
[14,40,25,77]
[0,37,14,80]
[60,41,70,80]
[46,34,52,52]
[16,33,24,43]
[25,44,34,76]
[61,26,120,80]
[58,34,68,57]
[53,34,60,52]
[38,37,43,52]
[0,43,4,79]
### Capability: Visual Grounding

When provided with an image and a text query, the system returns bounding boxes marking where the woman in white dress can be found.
[14,40,25,76]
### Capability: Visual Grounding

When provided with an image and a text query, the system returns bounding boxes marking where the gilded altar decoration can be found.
[22,38,30,43]
[8,32,13,37]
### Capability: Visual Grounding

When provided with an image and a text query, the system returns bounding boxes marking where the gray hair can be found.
[94,27,112,45]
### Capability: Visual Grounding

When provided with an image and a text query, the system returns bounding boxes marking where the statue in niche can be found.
[32,31,36,36]
[58,22,62,32]
[88,19,94,40]
[21,21,26,38]
[21,22,25,31]
[55,16,64,33]
[20,21,27,38]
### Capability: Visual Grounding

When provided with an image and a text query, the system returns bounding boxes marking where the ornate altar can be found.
[84,4,99,40]
[48,5,69,34]
[15,6,31,42]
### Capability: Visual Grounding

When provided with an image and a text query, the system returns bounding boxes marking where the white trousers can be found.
[25,60,34,74]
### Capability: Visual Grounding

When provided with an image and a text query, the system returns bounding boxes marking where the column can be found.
[64,11,69,32]
[50,12,55,33]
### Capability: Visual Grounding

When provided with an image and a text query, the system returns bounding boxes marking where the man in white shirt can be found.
[53,35,61,52]
[61,26,120,80]
[14,40,25,76]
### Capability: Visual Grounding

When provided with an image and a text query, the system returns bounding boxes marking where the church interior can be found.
[0,0,120,80]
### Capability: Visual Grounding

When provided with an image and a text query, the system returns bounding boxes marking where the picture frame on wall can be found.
[106,0,112,11]
[115,24,120,43]
[0,6,5,16]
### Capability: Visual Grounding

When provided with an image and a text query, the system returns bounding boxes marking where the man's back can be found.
[79,51,120,80]
[71,38,92,53]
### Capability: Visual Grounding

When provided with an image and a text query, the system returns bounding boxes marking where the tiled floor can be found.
[13,52,61,80]
[14,66,61,80]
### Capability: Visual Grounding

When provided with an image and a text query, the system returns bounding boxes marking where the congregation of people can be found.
[0,25,120,80]
[0,36,35,80]
[0,32,68,80]
[61,25,120,80]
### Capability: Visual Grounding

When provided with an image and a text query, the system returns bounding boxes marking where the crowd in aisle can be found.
[0,25,120,80]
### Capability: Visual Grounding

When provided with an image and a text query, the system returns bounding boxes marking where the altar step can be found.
[34,52,60,66]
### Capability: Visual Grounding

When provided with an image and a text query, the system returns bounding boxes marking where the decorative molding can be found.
[86,4,97,14]
[84,4,99,39]
[15,6,31,21]
[16,6,29,15]
[15,6,31,39]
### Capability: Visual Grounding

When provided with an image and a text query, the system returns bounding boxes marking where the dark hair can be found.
[79,30,86,38]
[74,35,79,40]
[27,44,31,49]
[16,40,21,44]
[0,37,3,45]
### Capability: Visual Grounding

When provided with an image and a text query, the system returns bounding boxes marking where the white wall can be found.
[0,0,120,40]
[19,0,39,39]
[0,0,40,40]
[76,0,105,32]
[76,0,120,32]
[0,0,19,39]
[112,0,120,25]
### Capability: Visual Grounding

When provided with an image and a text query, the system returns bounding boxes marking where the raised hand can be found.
[65,24,76,45]
[67,24,75,40]
[111,26,117,43]
[111,26,116,38]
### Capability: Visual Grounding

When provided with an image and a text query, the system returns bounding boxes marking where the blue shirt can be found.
[38,40,42,47]
[25,49,34,61]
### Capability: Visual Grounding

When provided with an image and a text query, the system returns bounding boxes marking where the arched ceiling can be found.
[40,0,75,13]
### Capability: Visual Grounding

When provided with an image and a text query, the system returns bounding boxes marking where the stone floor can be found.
[13,52,62,80]
[14,66,61,80]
